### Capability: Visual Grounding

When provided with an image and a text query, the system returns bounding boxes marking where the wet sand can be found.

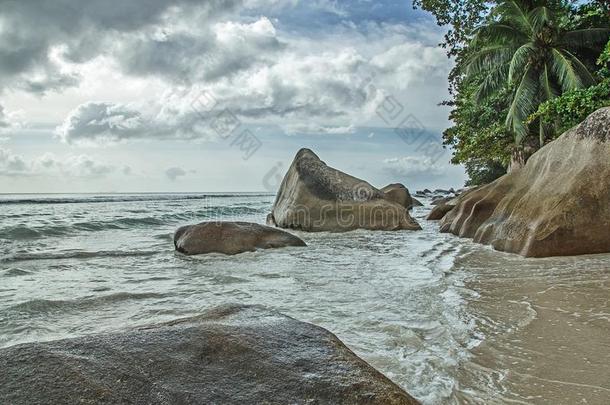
[453,247,610,404]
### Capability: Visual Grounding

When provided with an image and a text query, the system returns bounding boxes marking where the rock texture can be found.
[268,149,421,232]
[174,221,306,255]
[427,197,458,220]
[411,197,424,207]
[381,183,414,209]
[0,304,420,405]
[431,196,452,206]
[440,107,610,257]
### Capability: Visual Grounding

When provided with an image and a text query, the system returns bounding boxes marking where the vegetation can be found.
[529,41,610,134]
[415,0,610,184]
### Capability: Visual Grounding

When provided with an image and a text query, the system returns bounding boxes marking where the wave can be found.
[1,268,32,277]
[0,193,274,205]
[1,250,159,263]
[4,292,168,316]
[1,206,269,240]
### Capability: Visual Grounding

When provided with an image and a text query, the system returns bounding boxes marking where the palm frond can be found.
[563,50,596,86]
[506,63,538,144]
[474,64,510,102]
[529,6,554,32]
[550,48,583,92]
[495,0,533,36]
[508,43,536,83]
[562,28,610,49]
[472,23,528,47]
[464,44,516,76]
[539,63,559,103]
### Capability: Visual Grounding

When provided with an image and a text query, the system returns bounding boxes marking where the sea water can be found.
[1,193,609,404]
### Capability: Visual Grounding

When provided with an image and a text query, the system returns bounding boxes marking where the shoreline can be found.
[453,248,610,404]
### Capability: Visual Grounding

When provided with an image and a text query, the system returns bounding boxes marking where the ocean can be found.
[1,193,609,404]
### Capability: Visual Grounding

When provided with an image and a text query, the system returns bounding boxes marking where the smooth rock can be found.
[440,107,610,257]
[174,221,306,255]
[411,197,424,207]
[381,183,414,209]
[431,196,452,206]
[427,198,458,220]
[0,304,420,405]
[269,149,421,232]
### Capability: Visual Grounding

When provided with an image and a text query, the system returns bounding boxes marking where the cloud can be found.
[0,104,24,133]
[57,36,447,143]
[382,156,445,180]
[115,17,285,83]
[5,0,452,144]
[0,105,9,128]
[165,166,187,181]
[0,148,28,175]
[63,155,115,177]
[0,0,242,94]
[56,97,216,143]
[0,147,115,178]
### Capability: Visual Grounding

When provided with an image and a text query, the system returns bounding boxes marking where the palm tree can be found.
[463,0,609,167]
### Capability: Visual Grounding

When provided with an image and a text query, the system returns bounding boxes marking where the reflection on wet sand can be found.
[454,248,610,404]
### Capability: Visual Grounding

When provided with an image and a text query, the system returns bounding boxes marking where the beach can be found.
[1,192,609,404]
[453,248,610,404]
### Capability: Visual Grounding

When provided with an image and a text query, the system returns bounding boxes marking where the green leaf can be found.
[550,48,584,91]
[508,43,536,83]
[506,63,538,143]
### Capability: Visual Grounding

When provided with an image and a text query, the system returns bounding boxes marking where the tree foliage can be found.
[462,0,608,146]
[412,0,492,56]
[529,40,610,134]
[423,0,610,185]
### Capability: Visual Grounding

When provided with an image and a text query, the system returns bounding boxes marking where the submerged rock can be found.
[0,304,420,405]
[381,183,414,209]
[174,221,306,255]
[268,149,421,232]
[440,107,610,257]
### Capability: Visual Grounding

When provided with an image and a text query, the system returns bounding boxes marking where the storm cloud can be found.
[0,0,240,93]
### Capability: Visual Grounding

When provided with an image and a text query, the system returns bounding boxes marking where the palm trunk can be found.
[508,146,526,173]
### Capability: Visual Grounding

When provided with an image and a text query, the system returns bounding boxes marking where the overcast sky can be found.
[0,0,467,193]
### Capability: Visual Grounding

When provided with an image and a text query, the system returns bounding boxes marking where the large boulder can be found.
[427,198,458,220]
[440,107,610,257]
[0,304,420,405]
[268,149,421,232]
[381,183,414,209]
[175,221,306,255]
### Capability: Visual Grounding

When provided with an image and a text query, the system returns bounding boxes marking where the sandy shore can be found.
[453,247,610,404]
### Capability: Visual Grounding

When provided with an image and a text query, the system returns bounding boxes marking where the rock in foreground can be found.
[0,304,420,405]
[440,107,610,257]
[175,221,306,255]
[268,149,421,232]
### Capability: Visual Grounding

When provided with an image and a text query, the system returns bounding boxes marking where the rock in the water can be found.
[381,183,414,209]
[174,221,306,255]
[269,149,421,232]
[0,304,420,405]
[411,197,424,207]
[427,198,458,220]
[431,196,452,206]
[440,107,610,257]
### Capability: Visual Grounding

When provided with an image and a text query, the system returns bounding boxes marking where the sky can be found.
[0,0,467,193]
